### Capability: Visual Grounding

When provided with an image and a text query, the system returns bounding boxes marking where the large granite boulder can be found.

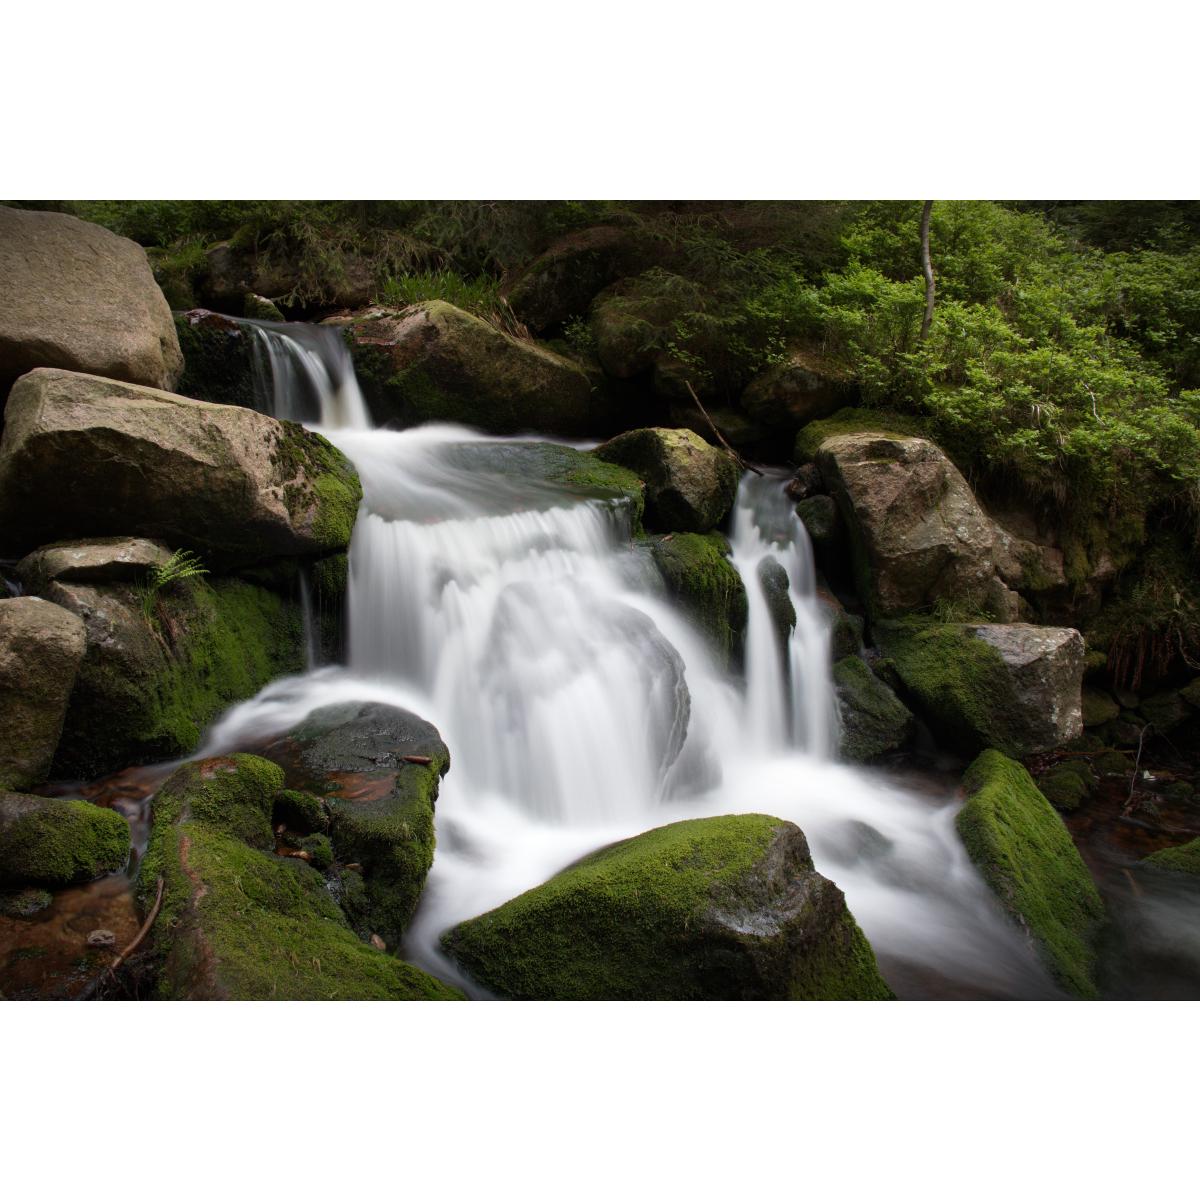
[338,301,595,435]
[138,754,460,1000]
[0,792,129,887]
[0,206,182,396]
[0,597,86,790]
[0,368,361,566]
[502,225,640,331]
[878,620,1084,757]
[596,427,739,533]
[38,574,303,778]
[957,751,1104,998]
[814,431,1018,620]
[442,814,894,1000]
[256,701,451,944]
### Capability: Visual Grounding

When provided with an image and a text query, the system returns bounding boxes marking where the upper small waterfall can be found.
[245,319,371,430]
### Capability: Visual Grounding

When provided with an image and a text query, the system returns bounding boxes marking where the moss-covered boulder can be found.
[795,494,841,552]
[0,368,361,566]
[740,347,856,435]
[1141,838,1200,875]
[502,225,640,331]
[40,575,303,779]
[139,754,460,1000]
[957,751,1104,998]
[0,206,182,398]
[595,427,739,533]
[1037,761,1094,812]
[0,597,86,790]
[813,430,1018,620]
[257,701,450,944]
[589,270,705,381]
[1081,686,1120,727]
[876,620,1085,757]
[0,792,129,887]
[339,301,596,435]
[647,533,747,669]
[833,656,916,763]
[173,309,257,410]
[442,814,894,1000]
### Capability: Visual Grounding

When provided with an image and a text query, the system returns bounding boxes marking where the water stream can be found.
[199,322,1061,999]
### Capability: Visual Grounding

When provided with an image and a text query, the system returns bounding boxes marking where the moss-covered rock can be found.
[876,619,1085,757]
[0,596,86,790]
[0,368,361,566]
[740,347,857,435]
[589,270,706,381]
[647,533,747,669]
[257,701,450,944]
[173,310,258,410]
[442,814,894,1000]
[756,556,797,650]
[1037,765,1091,811]
[795,494,841,552]
[0,792,129,887]
[595,427,739,533]
[1081,686,1120,727]
[44,575,304,779]
[139,754,460,1000]
[957,750,1104,998]
[273,789,329,834]
[1141,838,1200,875]
[338,301,597,436]
[833,656,916,763]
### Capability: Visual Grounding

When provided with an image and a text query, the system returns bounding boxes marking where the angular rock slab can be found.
[442,814,894,1000]
[17,537,171,593]
[878,620,1084,756]
[0,206,182,394]
[0,368,361,565]
[815,432,1017,619]
[0,596,86,790]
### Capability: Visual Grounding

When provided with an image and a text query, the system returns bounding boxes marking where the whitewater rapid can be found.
[201,321,1059,999]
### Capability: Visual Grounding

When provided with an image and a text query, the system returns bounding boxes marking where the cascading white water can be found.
[202,325,1063,999]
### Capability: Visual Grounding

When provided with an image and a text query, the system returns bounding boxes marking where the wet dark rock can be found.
[833,656,916,762]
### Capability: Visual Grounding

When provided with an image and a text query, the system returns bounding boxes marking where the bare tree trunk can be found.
[919,200,936,340]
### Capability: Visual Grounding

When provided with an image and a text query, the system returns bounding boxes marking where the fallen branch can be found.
[109,875,164,975]
[685,381,762,476]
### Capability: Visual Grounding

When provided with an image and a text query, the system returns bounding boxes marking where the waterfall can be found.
[201,324,1063,999]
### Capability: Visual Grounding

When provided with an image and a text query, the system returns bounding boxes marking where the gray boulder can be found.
[815,431,1018,620]
[833,656,916,762]
[0,368,361,566]
[17,537,171,593]
[0,597,86,790]
[0,206,182,396]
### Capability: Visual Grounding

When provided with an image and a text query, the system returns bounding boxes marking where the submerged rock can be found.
[957,751,1104,998]
[442,814,894,1000]
[833,656,916,763]
[595,427,739,533]
[877,620,1084,756]
[139,754,460,1000]
[339,301,595,435]
[647,532,747,669]
[258,701,451,944]
[41,576,303,779]
[0,206,182,396]
[814,431,1018,620]
[0,368,361,566]
[0,792,129,887]
[0,597,86,790]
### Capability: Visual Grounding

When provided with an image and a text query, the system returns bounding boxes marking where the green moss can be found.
[310,553,349,601]
[646,533,747,668]
[273,789,329,834]
[270,422,363,553]
[0,796,130,888]
[833,655,915,762]
[442,814,893,1000]
[875,619,1026,756]
[1081,687,1120,727]
[300,833,335,872]
[958,750,1105,998]
[139,755,461,1000]
[1037,766,1090,811]
[1141,837,1200,875]
[793,407,925,463]
[55,576,305,778]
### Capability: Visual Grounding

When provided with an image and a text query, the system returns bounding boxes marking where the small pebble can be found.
[87,929,117,948]
[369,934,386,951]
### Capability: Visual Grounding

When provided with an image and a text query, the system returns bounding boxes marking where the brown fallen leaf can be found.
[370,934,386,951]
